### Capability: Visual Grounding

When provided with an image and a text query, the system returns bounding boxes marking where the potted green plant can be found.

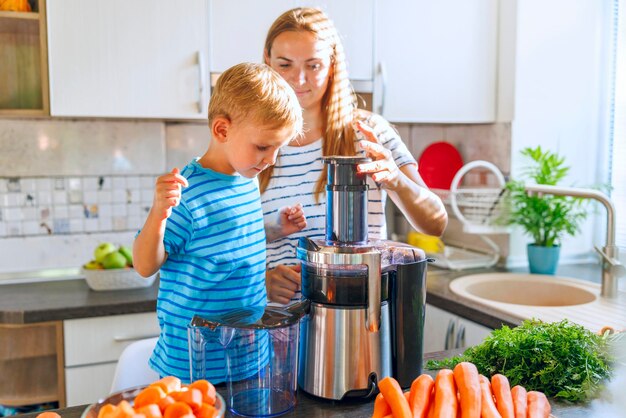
[503,146,588,274]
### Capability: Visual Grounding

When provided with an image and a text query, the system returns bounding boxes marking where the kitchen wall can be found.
[0,118,511,281]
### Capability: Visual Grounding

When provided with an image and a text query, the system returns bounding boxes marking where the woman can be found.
[261,7,447,304]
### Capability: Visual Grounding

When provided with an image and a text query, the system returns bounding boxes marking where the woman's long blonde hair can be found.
[259,7,359,201]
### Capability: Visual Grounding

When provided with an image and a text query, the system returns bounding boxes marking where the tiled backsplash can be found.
[0,118,510,279]
[0,175,155,238]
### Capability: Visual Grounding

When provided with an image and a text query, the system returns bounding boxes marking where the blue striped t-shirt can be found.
[149,159,268,383]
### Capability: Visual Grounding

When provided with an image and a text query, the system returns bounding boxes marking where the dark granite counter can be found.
[0,262,603,327]
[0,277,158,323]
[13,349,591,418]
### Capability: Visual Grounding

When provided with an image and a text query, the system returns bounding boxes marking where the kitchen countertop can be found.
[0,263,606,327]
[13,349,591,418]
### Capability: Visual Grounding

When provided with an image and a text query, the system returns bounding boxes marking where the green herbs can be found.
[426,319,615,402]
[502,146,588,247]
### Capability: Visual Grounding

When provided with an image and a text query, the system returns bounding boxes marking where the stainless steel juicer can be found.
[297,156,428,400]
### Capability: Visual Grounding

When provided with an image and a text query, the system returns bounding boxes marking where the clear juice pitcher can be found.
[188,301,309,417]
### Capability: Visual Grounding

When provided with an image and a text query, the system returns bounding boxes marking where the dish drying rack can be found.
[430,160,508,270]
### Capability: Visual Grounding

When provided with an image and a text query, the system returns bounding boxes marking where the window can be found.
[608,0,626,251]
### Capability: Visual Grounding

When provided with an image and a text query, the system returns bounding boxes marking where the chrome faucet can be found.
[525,184,625,298]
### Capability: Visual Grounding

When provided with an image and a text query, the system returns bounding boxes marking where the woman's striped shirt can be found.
[149,159,267,383]
[261,113,416,303]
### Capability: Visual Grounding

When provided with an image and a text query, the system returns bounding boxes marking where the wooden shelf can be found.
[0,0,49,116]
[0,355,59,406]
[0,10,39,20]
[0,321,65,408]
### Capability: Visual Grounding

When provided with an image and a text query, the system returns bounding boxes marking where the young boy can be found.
[133,62,304,382]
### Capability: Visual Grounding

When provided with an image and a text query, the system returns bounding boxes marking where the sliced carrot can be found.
[134,386,167,409]
[36,413,61,418]
[527,391,551,418]
[511,385,527,418]
[157,395,176,413]
[453,362,481,418]
[372,392,391,418]
[196,403,218,418]
[432,369,458,418]
[478,375,502,418]
[178,387,203,411]
[378,376,412,418]
[189,379,217,405]
[97,404,119,418]
[408,373,435,418]
[116,400,137,418]
[136,404,163,418]
[491,374,515,418]
[151,376,182,394]
[163,401,194,418]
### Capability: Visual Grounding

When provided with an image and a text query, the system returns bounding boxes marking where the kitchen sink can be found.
[449,273,597,307]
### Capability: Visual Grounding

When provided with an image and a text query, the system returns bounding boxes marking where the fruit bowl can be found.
[82,267,156,291]
[80,385,226,418]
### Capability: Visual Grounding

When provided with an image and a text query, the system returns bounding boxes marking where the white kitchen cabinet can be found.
[209,0,374,89]
[46,0,210,119]
[423,303,492,353]
[64,312,159,406]
[374,0,501,123]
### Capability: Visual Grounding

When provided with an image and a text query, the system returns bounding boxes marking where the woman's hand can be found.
[354,120,401,189]
[266,264,301,305]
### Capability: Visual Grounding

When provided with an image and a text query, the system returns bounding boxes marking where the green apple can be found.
[83,260,103,270]
[102,251,127,269]
[94,242,117,263]
[118,245,133,266]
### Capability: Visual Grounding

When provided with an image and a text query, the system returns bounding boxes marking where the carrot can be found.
[189,379,217,405]
[178,387,203,411]
[116,400,136,418]
[151,376,182,394]
[196,403,218,418]
[157,395,176,413]
[136,404,163,418]
[163,401,194,418]
[97,404,119,418]
[36,413,61,418]
[426,385,436,418]
[491,374,515,418]
[453,362,481,418]
[527,391,551,418]
[478,375,502,418]
[378,376,412,418]
[134,386,167,408]
[408,373,435,418]
[433,369,458,418]
[372,392,391,418]
[510,385,527,418]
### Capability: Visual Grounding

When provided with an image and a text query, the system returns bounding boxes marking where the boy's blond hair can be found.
[209,62,303,136]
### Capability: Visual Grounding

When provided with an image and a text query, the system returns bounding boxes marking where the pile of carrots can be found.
[95,376,219,418]
[372,362,551,418]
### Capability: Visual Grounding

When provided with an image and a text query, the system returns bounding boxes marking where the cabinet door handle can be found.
[444,319,456,350]
[197,50,206,113]
[455,324,466,349]
[376,61,387,115]
[113,334,159,343]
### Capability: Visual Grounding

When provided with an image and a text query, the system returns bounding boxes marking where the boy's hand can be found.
[152,168,189,220]
[277,203,306,237]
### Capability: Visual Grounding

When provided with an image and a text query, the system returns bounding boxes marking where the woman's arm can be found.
[355,120,448,237]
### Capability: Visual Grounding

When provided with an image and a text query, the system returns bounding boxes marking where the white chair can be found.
[110,337,160,393]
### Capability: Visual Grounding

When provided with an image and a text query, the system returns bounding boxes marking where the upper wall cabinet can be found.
[46,0,210,119]
[209,0,374,90]
[374,0,502,123]
[0,0,49,117]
